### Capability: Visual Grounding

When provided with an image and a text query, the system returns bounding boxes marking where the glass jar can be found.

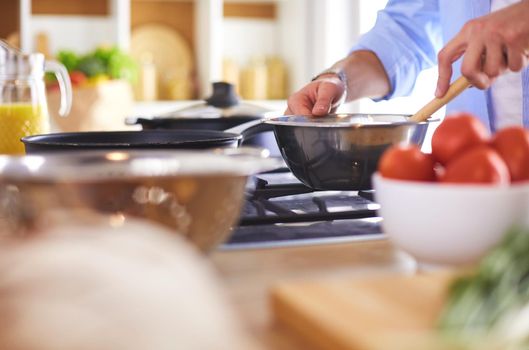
[0,41,71,155]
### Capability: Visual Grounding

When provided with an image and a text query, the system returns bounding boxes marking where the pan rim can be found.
[265,113,439,128]
[0,149,282,180]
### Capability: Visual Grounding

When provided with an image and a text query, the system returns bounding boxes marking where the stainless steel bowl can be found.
[0,149,280,251]
[265,114,439,190]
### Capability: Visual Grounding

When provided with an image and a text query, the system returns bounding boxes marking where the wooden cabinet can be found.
[15,0,359,100]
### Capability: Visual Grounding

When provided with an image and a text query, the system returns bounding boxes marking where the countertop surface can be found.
[210,238,417,349]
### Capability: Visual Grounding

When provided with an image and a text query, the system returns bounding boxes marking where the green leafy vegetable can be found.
[439,226,529,349]
[107,49,138,83]
[76,56,106,77]
[56,50,79,72]
[56,47,137,83]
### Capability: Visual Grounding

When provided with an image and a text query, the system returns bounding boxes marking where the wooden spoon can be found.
[410,76,471,122]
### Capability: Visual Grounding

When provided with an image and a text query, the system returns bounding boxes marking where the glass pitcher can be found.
[0,40,71,155]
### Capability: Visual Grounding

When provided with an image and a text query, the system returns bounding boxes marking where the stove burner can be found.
[240,173,379,225]
[225,172,383,248]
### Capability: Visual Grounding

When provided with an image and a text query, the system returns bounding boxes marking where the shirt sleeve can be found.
[351,0,442,100]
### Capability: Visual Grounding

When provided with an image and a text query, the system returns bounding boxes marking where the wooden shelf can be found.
[29,0,275,19]
[32,0,109,16]
[18,0,320,100]
[0,0,20,40]
[224,2,276,19]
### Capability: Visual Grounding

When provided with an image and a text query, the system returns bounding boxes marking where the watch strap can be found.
[311,68,347,85]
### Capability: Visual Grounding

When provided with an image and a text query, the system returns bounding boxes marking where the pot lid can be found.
[266,114,437,127]
[163,82,270,119]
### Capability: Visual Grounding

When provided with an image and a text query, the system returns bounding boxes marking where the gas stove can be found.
[222,171,384,249]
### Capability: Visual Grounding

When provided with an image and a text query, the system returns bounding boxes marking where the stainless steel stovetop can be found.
[222,171,384,250]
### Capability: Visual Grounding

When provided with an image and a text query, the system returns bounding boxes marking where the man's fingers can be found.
[461,41,490,89]
[435,62,452,98]
[285,80,344,117]
[312,83,343,117]
[286,97,313,116]
[506,47,525,72]
[436,38,466,97]
[483,41,506,78]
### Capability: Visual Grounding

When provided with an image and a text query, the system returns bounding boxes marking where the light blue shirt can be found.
[352,0,529,132]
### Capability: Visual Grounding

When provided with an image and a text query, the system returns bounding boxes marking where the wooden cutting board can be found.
[271,272,456,350]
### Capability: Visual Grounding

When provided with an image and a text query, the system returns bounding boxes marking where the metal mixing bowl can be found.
[0,149,280,251]
[265,114,439,190]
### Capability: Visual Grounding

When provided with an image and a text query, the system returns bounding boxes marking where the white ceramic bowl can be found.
[373,173,529,266]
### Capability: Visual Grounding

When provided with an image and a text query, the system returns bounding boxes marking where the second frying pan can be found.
[22,129,243,153]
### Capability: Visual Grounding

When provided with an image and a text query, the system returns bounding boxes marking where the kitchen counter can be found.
[211,239,417,349]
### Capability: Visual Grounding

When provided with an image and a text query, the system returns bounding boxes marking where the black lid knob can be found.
[205,82,240,108]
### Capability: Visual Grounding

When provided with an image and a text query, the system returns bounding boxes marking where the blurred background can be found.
[0,0,438,119]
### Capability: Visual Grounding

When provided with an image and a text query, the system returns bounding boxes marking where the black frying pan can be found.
[21,120,271,154]
[22,129,242,153]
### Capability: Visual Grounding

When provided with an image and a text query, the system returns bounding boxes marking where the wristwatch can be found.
[311,68,347,86]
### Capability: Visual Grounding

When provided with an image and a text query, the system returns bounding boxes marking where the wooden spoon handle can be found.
[410,76,471,122]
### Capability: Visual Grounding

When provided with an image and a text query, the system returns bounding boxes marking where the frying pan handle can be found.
[224,119,274,143]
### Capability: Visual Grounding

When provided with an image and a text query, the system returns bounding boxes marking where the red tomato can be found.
[378,145,436,181]
[491,126,529,182]
[440,146,510,184]
[69,70,87,86]
[46,82,60,91]
[431,113,489,165]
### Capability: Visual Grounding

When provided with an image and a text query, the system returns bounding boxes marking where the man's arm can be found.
[285,0,441,116]
[328,50,391,102]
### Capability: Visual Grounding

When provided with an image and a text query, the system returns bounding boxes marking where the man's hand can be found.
[284,74,346,116]
[284,51,390,116]
[436,1,529,97]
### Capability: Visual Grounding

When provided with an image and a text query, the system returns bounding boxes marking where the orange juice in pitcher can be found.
[0,40,71,155]
[0,104,49,155]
